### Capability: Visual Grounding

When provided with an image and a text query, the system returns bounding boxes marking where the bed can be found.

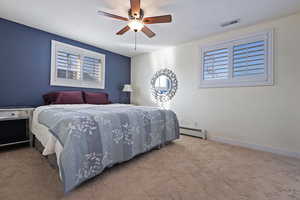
[31,104,180,192]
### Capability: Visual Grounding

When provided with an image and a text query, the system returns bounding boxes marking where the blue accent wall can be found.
[0,18,131,107]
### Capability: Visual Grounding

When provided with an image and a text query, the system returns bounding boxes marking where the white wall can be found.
[131,12,300,156]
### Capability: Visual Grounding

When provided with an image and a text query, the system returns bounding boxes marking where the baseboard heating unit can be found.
[180,127,207,140]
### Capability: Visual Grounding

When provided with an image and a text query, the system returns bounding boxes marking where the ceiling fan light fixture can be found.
[128,19,144,32]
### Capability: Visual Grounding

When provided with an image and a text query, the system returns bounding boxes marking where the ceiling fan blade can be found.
[130,0,141,17]
[143,15,172,24]
[116,26,130,35]
[141,26,156,38]
[97,10,128,21]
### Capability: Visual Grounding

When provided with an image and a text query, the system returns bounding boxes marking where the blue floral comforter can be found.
[38,105,180,192]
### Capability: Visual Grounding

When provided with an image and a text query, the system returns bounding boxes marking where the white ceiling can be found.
[0,0,300,57]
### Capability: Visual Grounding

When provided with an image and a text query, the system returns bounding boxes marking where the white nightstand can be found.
[0,107,34,147]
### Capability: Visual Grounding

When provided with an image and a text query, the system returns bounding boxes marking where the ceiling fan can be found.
[97,0,172,39]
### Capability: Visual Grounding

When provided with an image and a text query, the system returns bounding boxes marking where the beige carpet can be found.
[0,136,300,200]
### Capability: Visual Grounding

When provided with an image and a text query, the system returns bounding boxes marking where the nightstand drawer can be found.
[0,110,29,120]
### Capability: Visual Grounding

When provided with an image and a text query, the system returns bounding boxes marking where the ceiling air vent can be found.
[221,19,240,28]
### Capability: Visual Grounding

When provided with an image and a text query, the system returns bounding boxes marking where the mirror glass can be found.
[154,75,171,95]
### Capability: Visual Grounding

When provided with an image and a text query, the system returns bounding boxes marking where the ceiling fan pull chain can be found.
[134,31,137,51]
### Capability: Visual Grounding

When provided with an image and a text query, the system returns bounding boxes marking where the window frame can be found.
[200,30,274,88]
[50,40,106,89]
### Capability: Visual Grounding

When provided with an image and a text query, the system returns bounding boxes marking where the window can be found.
[51,41,105,89]
[200,30,273,88]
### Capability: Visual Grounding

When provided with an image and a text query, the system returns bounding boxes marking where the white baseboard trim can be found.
[210,136,300,159]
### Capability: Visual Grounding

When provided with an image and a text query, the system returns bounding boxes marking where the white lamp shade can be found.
[122,84,133,92]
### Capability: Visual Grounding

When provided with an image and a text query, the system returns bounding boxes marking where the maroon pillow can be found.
[43,92,60,105]
[83,92,109,104]
[54,91,85,104]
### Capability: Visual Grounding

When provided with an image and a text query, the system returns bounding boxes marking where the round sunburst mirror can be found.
[151,69,178,102]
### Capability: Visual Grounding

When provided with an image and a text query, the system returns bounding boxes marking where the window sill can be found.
[51,80,105,89]
[199,79,274,88]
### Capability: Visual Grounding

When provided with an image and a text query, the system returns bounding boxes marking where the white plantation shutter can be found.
[51,41,105,89]
[56,51,81,80]
[82,56,102,82]
[203,48,229,80]
[233,40,265,77]
[200,30,273,88]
